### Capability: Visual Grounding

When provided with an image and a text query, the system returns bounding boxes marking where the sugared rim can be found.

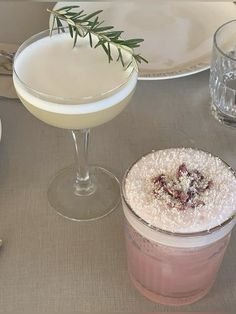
[13,28,137,105]
[121,147,236,238]
[214,19,236,62]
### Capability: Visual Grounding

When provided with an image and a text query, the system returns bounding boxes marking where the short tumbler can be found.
[121,148,236,306]
[210,19,236,127]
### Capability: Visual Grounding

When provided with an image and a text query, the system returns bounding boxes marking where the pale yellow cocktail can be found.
[13,32,137,129]
[13,28,138,221]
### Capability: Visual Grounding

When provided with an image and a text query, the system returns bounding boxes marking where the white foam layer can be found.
[123,200,235,248]
[13,32,137,114]
[124,148,236,235]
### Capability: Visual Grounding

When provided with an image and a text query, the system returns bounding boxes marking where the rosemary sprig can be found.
[47,5,148,68]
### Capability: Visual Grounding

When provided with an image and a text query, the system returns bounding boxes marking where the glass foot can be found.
[211,102,236,128]
[47,165,120,221]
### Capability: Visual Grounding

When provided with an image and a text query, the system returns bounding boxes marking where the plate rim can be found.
[51,1,236,80]
[138,65,210,81]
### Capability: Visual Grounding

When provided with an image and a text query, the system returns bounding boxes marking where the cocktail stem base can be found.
[47,165,120,221]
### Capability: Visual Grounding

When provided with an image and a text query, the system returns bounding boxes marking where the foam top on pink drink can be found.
[124,148,236,233]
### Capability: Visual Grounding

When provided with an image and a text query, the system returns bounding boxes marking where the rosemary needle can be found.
[48,5,148,69]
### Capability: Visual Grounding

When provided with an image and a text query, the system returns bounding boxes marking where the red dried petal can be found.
[177,163,188,179]
[206,180,213,189]
[191,170,204,181]
[152,164,212,211]
[163,186,178,198]
[178,191,189,204]
[191,199,205,208]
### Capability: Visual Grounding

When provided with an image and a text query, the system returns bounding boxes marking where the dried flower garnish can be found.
[152,163,213,210]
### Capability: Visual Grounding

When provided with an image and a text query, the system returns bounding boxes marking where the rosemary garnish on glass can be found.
[48,5,148,68]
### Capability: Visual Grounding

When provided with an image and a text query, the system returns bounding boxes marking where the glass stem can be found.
[72,129,94,196]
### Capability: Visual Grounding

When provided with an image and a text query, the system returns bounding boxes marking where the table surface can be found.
[0,70,236,312]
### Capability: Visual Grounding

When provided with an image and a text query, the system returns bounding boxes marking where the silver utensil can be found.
[0,49,14,76]
[0,50,15,61]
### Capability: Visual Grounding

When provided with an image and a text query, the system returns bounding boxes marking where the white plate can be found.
[51,2,236,80]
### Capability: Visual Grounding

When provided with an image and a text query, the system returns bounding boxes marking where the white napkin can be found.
[0,43,18,99]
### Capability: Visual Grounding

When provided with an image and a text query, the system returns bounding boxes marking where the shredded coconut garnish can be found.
[125,148,236,233]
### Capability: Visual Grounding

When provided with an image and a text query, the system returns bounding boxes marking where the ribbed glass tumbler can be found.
[210,20,236,127]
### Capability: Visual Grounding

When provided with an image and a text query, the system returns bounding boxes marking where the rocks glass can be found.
[210,19,236,127]
[121,148,236,305]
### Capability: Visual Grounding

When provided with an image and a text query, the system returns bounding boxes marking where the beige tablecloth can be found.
[0,70,236,312]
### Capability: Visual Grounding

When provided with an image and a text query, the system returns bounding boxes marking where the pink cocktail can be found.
[122,148,236,305]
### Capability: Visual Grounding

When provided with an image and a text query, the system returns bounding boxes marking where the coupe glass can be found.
[13,29,138,221]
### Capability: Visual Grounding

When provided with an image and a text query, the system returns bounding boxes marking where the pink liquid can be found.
[125,218,230,306]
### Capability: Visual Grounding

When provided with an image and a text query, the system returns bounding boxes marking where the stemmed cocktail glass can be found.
[13,27,138,221]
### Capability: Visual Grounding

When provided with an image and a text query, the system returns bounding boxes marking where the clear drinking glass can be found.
[13,29,138,221]
[121,150,236,306]
[210,19,236,127]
